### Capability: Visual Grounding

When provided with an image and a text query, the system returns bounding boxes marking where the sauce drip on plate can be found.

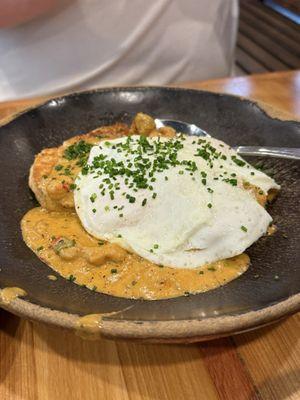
[0,287,27,304]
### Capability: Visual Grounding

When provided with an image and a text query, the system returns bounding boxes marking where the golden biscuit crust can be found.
[29,123,129,211]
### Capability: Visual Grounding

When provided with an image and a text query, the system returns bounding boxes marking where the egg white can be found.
[74,134,279,269]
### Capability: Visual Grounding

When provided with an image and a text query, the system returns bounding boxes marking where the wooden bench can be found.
[236,1,300,74]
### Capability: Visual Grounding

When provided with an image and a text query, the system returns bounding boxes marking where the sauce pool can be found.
[21,207,249,300]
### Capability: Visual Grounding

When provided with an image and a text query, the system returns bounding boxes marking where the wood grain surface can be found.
[0,70,299,400]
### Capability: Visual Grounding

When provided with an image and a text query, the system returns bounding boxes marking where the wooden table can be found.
[0,70,299,400]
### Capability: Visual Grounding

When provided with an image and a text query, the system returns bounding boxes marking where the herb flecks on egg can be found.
[79,135,247,214]
[74,133,279,270]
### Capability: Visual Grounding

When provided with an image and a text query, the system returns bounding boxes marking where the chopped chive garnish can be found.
[207,266,216,272]
[231,155,246,167]
[90,193,97,203]
[78,134,254,218]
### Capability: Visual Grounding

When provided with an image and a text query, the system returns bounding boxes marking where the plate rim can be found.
[1,292,299,342]
[1,85,300,129]
[1,85,299,341]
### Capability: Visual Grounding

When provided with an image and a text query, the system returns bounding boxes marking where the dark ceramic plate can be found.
[0,87,299,342]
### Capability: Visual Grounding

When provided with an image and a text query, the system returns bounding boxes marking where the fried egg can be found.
[74,134,279,269]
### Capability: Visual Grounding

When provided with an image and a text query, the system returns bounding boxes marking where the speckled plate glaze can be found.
[0,87,299,342]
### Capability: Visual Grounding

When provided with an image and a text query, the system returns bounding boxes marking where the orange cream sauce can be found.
[21,207,249,300]
[0,287,27,304]
[76,313,103,339]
